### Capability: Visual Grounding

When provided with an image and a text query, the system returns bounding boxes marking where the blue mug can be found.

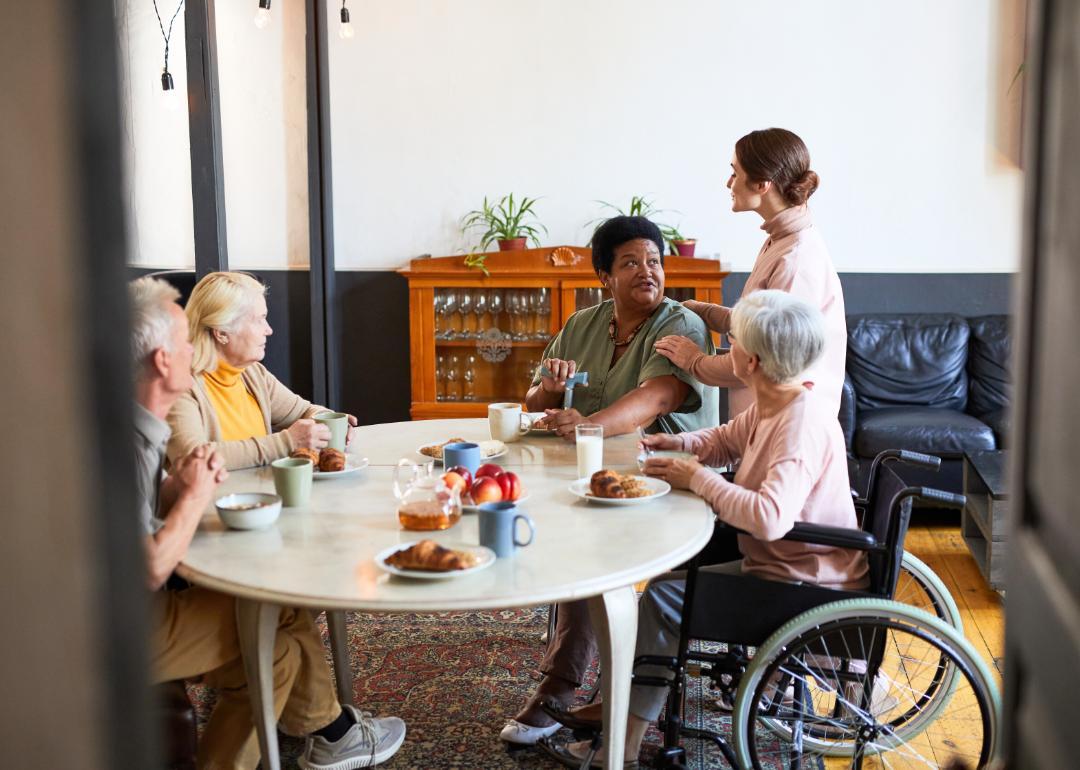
[442,442,481,475]
[478,501,535,558]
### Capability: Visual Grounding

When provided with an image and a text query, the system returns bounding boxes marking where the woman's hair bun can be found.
[785,169,819,205]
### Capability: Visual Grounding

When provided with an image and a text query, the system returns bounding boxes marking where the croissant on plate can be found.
[590,469,626,499]
[319,448,346,472]
[290,447,320,465]
[385,540,479,571]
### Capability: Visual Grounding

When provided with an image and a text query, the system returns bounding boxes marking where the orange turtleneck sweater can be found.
[202,360,269,442]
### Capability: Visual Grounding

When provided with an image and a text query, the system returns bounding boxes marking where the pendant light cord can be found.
[153,0,186,75]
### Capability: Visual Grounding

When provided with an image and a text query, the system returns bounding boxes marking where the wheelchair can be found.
[560,451,1001,769]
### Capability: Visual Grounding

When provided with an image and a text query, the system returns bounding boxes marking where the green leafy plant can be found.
[587,196,690,254]
[463,251,490,276]
[460,193,547,252]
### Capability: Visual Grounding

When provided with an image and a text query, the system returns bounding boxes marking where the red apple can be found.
[444,465,472,490]
[470,476,503,504]
[441,471,468,495]
[495,470,522,502]
[475,463,503,479]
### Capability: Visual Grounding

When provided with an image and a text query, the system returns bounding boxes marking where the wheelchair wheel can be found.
[755,558,966,758]
[732,599,999,769]
[895,551,963,632]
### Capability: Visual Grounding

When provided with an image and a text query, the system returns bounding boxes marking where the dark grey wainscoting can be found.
[126,269,1012,426]
[723,272,1014,316]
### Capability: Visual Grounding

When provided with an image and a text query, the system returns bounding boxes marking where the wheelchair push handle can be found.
[897,450,942,470]
[917,487,966,508]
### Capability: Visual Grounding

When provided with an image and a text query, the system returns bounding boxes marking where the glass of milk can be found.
[575,423,604,479]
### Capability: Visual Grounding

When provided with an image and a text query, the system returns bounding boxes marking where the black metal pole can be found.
[306,0,337,406]
[185,0,228,276]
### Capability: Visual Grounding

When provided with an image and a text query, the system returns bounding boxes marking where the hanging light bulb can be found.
[339,2,355,39]
[159,70,180,112]
[254,0,272,29]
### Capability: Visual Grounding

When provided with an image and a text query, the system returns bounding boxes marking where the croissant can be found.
[319,448,346,472]
[290,447,320,465]
[385,540,479,571]
[590,469,626,499]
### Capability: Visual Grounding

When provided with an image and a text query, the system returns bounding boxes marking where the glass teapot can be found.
[393,459,462,531]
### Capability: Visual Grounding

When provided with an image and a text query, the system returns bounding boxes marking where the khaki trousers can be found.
[150,587,341,770]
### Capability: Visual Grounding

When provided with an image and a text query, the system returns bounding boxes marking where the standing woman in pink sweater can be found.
[655,128,847,419]
[549,290,865,766]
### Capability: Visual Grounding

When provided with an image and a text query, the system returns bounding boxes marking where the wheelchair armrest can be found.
[781,522,878,550]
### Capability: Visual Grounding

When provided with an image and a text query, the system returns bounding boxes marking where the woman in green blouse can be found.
[526,215,718,440]
[502,217,719,748]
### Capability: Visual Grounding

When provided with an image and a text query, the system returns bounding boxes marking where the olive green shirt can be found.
[532,297,719,433]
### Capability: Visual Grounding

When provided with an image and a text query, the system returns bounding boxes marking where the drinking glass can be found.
[435,354,446,401]
[576,423,604,479]
[509,291,526,341]
[445,354,461,401]
[488,289,504,332]
[443,290,460,340]
[526,290,541,339]
[533,288,550,340]
[473,290,488,335]
[463,355,477,401]
[457,289,475,339]
[433,291,447,340]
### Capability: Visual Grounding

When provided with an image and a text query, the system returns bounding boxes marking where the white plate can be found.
[568,475,672,505]
[313,455,369,479]
[374,542,496,580]
[462,492,531,512]
[526,412,558,436]
[416,440,507,465]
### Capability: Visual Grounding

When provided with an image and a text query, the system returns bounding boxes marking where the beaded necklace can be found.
[608,314,651,347]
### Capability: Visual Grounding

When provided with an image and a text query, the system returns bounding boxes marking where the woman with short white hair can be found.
[166,271,354,470]
[549,290,866,766]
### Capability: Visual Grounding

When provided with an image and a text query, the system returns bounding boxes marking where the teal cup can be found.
[271,457,313,507]
[314,411,348,451]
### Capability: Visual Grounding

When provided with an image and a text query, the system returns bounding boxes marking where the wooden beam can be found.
[305,0,337,406]
[185,0,228,275]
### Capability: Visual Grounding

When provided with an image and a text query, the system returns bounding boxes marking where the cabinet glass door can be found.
[432,287,553,404]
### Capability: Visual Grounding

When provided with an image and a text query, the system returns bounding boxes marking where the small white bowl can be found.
[215,493,282,530]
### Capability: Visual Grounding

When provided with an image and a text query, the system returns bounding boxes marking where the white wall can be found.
[117,0,308,269]
[120,0,1023,273]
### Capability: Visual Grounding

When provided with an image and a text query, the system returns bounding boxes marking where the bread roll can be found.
[318,448,346,472]
[590,469,626,498]
[385,540,479,571]
[290,447,320,465]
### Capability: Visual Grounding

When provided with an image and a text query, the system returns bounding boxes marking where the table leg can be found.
[236,599,282,770]
[587,586,638,769]
[326,610,354,706]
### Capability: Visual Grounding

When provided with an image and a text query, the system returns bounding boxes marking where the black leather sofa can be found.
[839,314,1011,495]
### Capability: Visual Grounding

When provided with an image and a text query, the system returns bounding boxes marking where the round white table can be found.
[179,419,715,769]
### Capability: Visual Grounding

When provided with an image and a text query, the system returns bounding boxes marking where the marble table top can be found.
[179,419,714,612]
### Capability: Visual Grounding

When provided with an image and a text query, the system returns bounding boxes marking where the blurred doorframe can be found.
[1,1,155,767]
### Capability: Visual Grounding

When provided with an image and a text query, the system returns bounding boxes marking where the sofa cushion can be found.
[980,407,1010,448]
[838,375,856,452]
[853,406,996,458]
[847,315,969,412]
[967,315,1011,418]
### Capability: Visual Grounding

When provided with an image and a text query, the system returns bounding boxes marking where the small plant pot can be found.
[497,237,528,251]
[673,239,697,257]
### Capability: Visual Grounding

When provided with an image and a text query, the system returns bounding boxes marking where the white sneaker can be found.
[499,718,561,746]
[299,705,406,769]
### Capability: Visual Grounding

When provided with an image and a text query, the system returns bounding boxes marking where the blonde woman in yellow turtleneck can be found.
[166,272,356,470]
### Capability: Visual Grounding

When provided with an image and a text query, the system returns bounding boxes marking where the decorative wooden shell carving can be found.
[548,247,582,266]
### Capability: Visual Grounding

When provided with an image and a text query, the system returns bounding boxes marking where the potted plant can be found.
[663,224,697,257]
[588,196,696,255]
[461,194,547,252]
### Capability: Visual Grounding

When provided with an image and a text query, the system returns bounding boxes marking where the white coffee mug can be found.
[488,402,530,443]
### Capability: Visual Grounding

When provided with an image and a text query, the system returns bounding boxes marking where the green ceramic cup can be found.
[271,457,313,507]
[314,411,349,452]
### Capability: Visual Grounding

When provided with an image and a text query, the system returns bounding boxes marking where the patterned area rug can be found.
[187,607,813,769]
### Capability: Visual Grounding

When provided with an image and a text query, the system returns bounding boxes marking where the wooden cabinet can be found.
[398,246,728,419]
